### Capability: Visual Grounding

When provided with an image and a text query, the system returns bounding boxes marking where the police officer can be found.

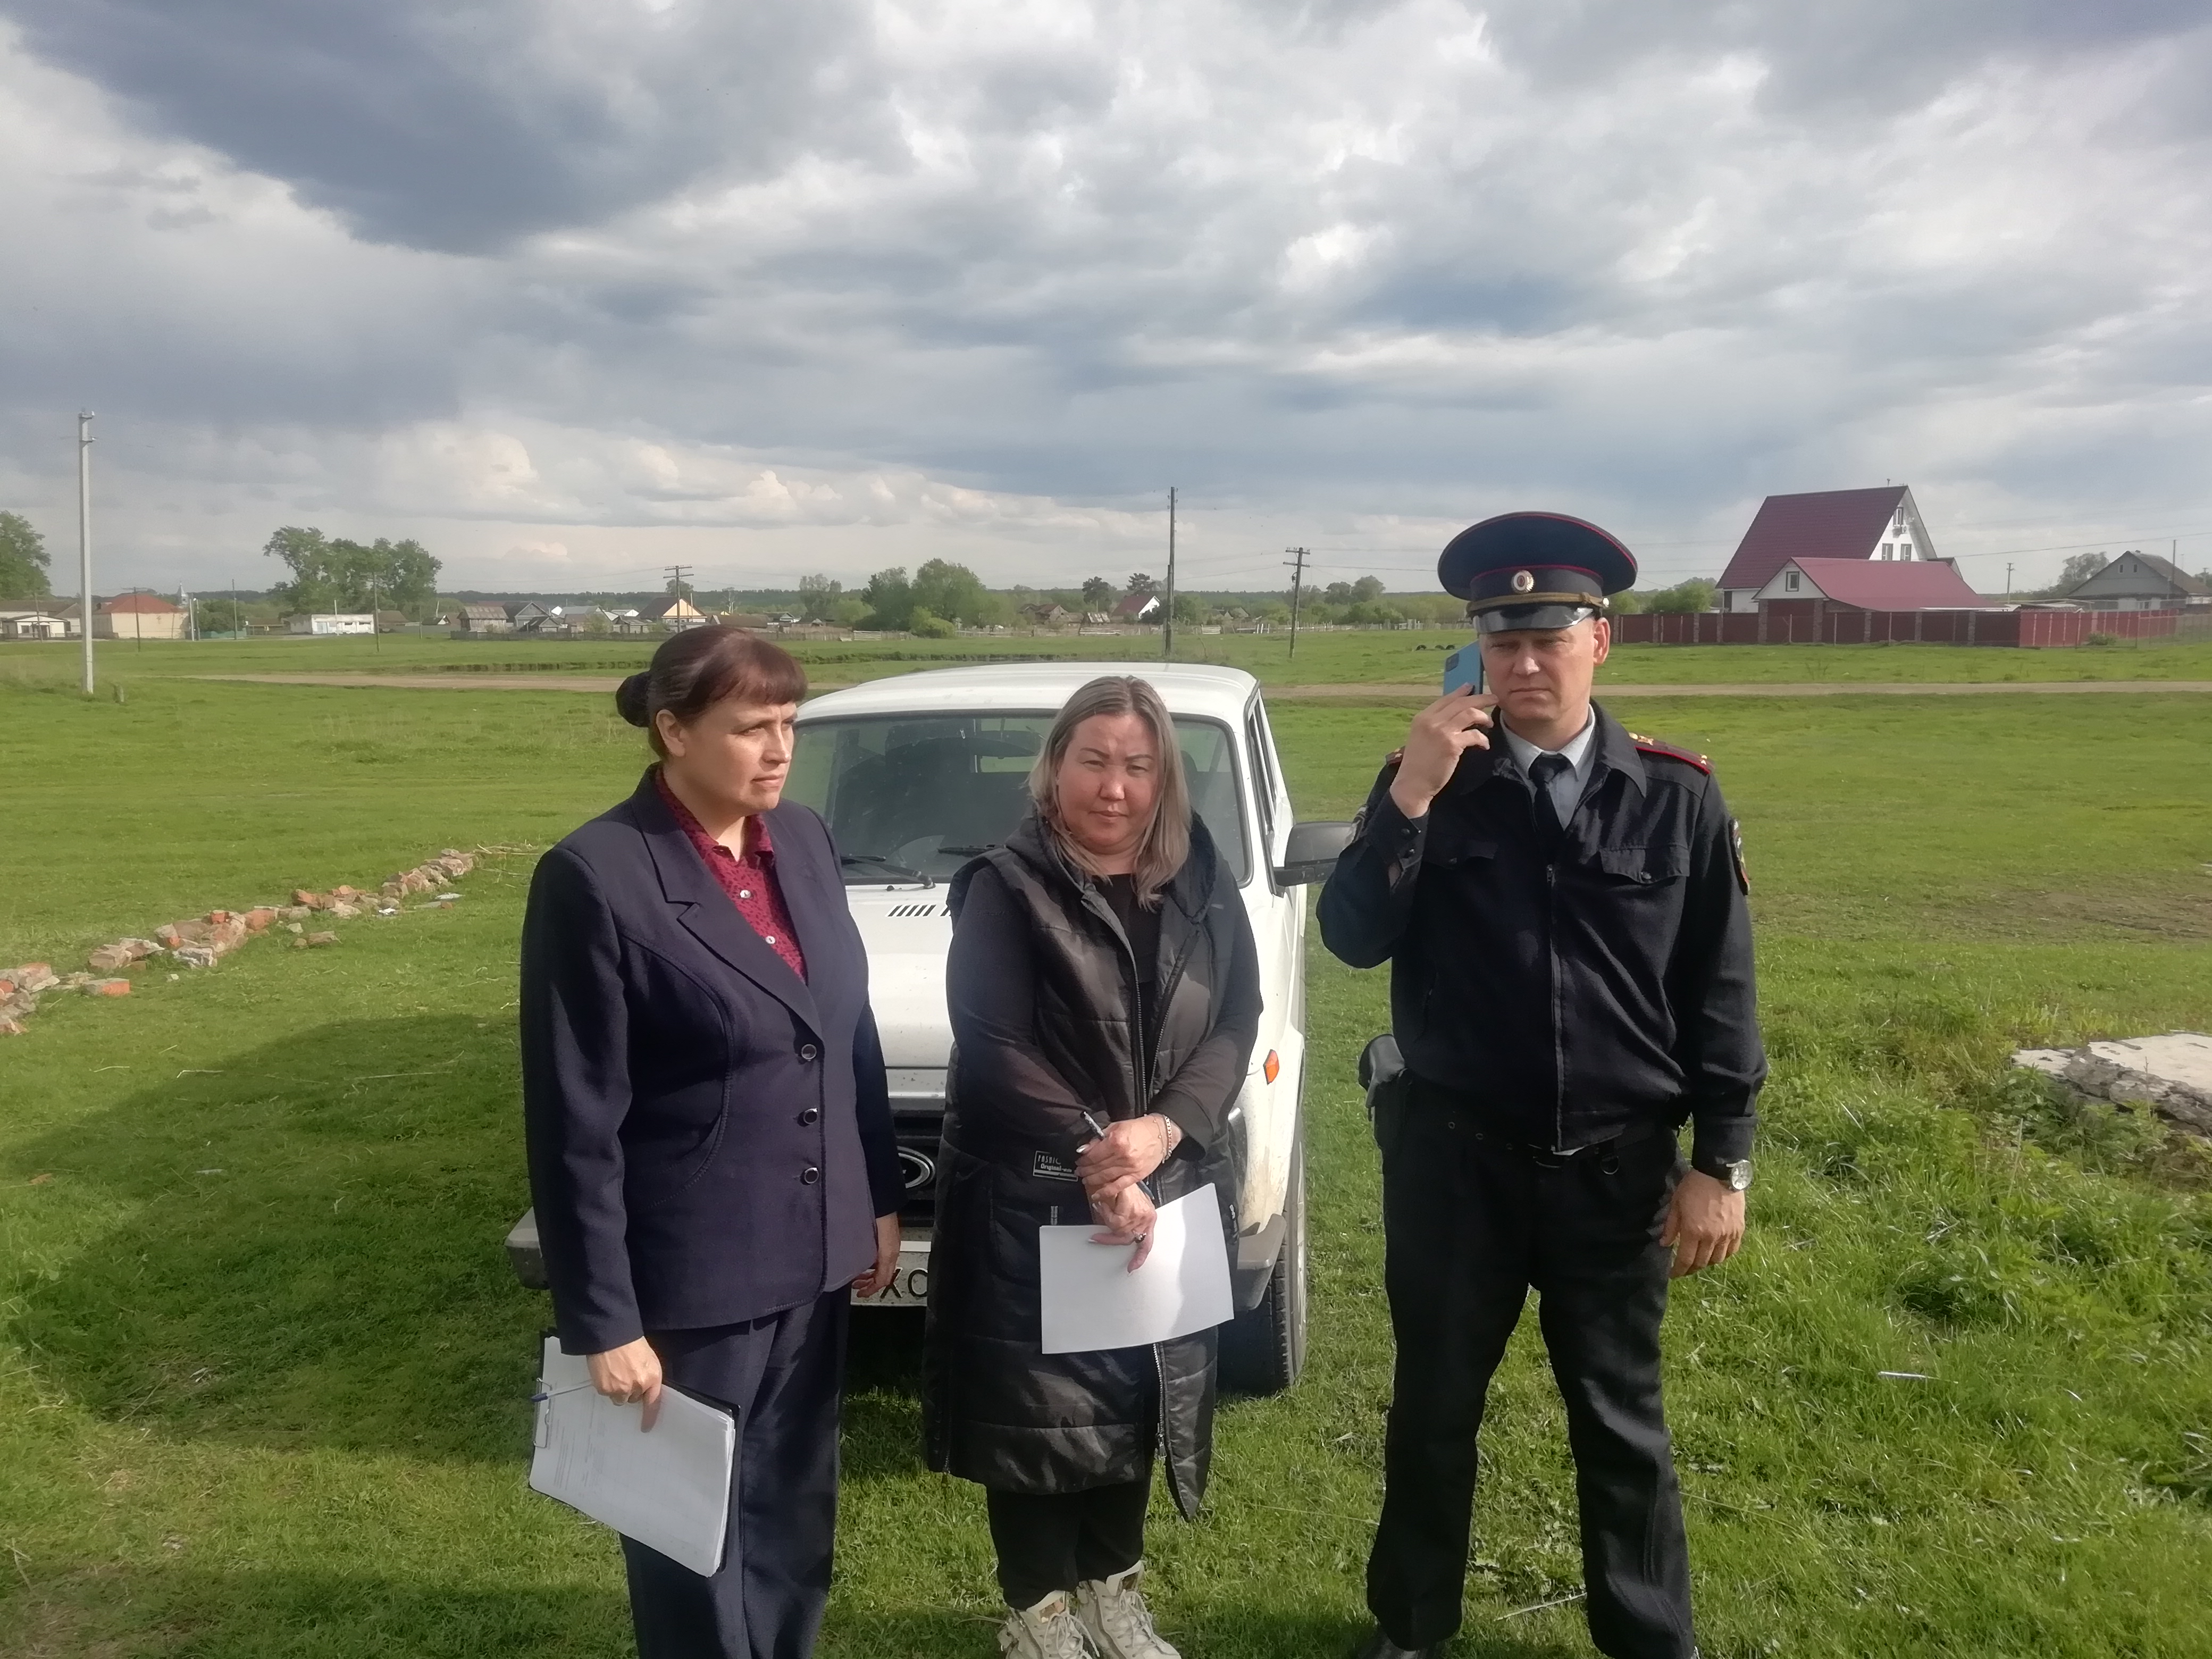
[1319,512,1764,1659]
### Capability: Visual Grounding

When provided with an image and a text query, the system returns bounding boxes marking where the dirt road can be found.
[193,673,2212,699]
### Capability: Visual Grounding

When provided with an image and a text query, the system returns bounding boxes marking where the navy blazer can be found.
[521,770,903,1355]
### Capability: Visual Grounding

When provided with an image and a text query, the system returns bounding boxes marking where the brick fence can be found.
[1614,608,2192,648]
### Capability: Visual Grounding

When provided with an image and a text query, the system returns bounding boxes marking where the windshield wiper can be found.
[841,853,935,887]
[935,844,999,856]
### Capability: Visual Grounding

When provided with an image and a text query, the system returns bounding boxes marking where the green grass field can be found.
[2,671,2208,1657]
[7,627,2212,696]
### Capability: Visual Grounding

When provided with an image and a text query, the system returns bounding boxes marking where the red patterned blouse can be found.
[653,770,809,982]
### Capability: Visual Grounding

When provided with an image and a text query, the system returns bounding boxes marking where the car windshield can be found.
[786,711,1250,886]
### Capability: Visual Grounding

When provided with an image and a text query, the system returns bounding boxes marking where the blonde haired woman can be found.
[923,675,1262,1659]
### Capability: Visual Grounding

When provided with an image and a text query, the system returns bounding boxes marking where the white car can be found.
[785,662,1348,1393]
[506,661,1348,1395]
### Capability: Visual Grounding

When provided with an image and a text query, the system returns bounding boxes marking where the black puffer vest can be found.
[921,809,1246,1518]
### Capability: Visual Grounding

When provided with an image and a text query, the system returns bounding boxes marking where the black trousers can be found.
[986,1476,1152,1608]
[1367,1083,1693,1659]
[623,1288,850,1659]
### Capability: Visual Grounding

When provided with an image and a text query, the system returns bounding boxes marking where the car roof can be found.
[799,661,1261,724]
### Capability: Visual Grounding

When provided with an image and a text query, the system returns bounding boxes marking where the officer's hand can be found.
[1389,688,1497,820]
[1661,1170,1745,1278]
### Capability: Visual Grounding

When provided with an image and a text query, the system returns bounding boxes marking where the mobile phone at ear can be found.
[1441,643,1484,695]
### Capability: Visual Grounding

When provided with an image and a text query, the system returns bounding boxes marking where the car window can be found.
[787,711,1251,885]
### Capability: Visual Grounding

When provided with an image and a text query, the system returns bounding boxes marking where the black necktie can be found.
[1530,752,1572,849]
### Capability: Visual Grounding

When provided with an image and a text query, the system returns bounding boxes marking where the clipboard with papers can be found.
[528,1336,736,1576]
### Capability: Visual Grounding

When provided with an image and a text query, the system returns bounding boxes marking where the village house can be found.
[95,592,189,641]
[2064,550,2209,612]
[458,603,512,634]
[0,602,80,640]
[1021,601,1073,626]
[287,613,376,636]
[1753,557,1994,621]
[644,595,707,630]
[1112,592,1161,623]
[1716,486,1937,614]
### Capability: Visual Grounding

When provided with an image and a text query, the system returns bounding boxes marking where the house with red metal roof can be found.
[1752,557,1995,616]
[94,591,188,641]
[1716,486,1936,614]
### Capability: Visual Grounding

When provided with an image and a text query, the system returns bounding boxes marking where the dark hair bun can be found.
[614,671,652,727]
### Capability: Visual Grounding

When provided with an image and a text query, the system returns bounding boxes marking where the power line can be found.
[1285,547,1309,659]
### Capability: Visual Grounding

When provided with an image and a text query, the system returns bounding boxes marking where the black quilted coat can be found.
[922,808,1262,1518]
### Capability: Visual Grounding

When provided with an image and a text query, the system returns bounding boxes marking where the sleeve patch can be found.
[1729,817,1749,894]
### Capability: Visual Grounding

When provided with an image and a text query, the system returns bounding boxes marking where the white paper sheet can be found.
[528,1337,736,1576]
[1038,1183,1235,1355]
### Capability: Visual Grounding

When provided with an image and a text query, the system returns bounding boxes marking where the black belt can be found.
[1406,1076,1670,1167]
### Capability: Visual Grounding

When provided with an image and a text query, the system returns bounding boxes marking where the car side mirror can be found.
[1273,820,1355,887]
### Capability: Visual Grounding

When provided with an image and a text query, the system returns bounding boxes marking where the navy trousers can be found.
[1367,1080,1694,1659]
[623,1288,850,1659]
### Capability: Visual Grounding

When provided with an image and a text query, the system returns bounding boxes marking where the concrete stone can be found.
[5,964,57,994]
[327,901,361,919]
[332,885,361,901]
[86,978,131,996]
[208,916,248,956]
[244,908,276,933]
[2014,1032,2212,1138]
[172,944,219,969]
[305,931,339,947]
[87,943,136,973]
[294,890,325,909]
[279,906,312,921]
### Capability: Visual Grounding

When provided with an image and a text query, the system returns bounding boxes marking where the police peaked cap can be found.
[1437,512,1638,634]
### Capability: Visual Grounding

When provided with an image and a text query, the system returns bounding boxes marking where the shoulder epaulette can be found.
[1628,732,1712,774]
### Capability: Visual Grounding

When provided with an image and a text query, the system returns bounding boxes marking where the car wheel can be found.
[1219,1125,1306,1395]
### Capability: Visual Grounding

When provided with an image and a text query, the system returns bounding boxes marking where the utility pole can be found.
[1285,546,1309,659]
[2005,562,2014,603]
[369,573,381,653]
[665,563,693,623]
[78,412,94,694]
[1162,487,1177,660]
[184,590,196,642]
[230,576,240,638]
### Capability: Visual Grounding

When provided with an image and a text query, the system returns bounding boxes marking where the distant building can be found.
[1022,602,1073,626]
[1754,558,1994,616]
[288,613,376,636]
[1717,486,1936,614]
[0,603,80,639]
[508,600,556,633]
[644,596,707,630]
[2064,550,2209,612]
[95,592,188,641]
[459,603,513,633]
[1112,592,1162,623]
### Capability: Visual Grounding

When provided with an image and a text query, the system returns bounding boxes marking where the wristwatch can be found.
[1694,1156,1753,1192]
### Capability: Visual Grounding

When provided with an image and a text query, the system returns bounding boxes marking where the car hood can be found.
[844,885,955,1069]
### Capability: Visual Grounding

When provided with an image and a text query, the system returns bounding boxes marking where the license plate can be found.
[854,1235,933,1308]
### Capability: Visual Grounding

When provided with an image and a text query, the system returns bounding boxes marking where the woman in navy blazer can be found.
[521,626,903,1659]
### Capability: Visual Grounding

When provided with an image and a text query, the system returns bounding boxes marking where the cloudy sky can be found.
[2,0,2208,598]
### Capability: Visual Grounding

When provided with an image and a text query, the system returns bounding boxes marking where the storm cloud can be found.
[1,0,2207,592]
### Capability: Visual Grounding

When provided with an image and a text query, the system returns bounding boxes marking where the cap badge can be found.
[1511,569,1535,592]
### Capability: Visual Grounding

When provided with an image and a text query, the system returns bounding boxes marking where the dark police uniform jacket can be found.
[521,772,905,1357]
[1317,703,1763,1168]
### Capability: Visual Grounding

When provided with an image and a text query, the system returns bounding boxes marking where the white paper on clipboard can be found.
[528,1337,735,1576]
[1038,1183,1235,1354]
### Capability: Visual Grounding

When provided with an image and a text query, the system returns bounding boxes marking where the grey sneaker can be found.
[1075,1562,1181,1659]
[1000,1590,1099,1659]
